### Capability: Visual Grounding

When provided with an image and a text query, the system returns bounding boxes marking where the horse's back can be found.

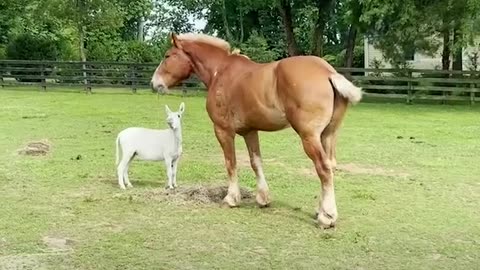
[275,55,336,104]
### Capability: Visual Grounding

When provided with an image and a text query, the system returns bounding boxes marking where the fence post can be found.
[407,70,413,104]
[40,63,46,91]
[470,83,475,105]
[83,62,91,94]
[131,64,137,93]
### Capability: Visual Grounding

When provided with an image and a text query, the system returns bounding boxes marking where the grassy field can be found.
[0,87,479,270]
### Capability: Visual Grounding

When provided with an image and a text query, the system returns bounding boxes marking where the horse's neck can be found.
[188,48,229,88]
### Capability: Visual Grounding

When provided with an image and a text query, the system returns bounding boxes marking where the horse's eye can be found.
[177,115,180,118]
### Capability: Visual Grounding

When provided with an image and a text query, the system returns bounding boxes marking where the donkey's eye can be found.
[177,115,180,118]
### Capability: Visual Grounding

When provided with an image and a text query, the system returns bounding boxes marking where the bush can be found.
[6,33,65,82]
[118,41,162,63]
[239,31,279,63]
[6,33,62,61]
[0,45,6,60]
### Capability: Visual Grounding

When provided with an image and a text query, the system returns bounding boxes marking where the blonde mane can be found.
[177,33,231,52]
[231,48,251,59]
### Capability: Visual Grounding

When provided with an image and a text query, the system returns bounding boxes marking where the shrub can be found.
[239,31,279,63]
[6,33,65,82]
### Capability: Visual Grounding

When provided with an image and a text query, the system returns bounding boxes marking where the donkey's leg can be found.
[123,154,135,188]
[214,126,240,207]
[171,158,179,188]
[243,131,270,207]
[164,158,174,189]
[301,132,337,228]
[117,152,133,190]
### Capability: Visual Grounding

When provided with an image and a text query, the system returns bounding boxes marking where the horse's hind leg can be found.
[300,130,337,228]
[321,95,349,170]
[289,106,337,228]
[243,131,270,207]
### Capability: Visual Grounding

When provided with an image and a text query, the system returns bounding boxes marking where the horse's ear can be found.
[179,102,185,114]
[165,104,172,115]
[170,32,182,49]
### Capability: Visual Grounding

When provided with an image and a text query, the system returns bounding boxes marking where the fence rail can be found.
[1,60,480,104]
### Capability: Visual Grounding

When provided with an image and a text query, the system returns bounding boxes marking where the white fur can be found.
[115,102,185,190]
[329,73,363,104]
[151,62,167,92]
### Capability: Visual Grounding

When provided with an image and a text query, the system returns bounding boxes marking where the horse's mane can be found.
[177,33,231,53]
[177,33,252,60]
[231,48,251,59]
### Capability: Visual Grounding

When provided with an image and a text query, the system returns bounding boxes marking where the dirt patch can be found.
[42,236,74,251]
[18,141,50,156]
[301,163,409,178]
[338,163,409,177]
[123,185,254,205]
[21,113,48,119]
[0,254,45,270]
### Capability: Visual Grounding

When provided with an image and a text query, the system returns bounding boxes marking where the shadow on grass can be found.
[2,85,207,97]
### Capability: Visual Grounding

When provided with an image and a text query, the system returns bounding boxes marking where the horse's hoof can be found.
[256,191,271,208]
[223,193,241,207]
[316,211,337,229]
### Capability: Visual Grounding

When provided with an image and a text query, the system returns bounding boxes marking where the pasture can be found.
[0,87,479,269]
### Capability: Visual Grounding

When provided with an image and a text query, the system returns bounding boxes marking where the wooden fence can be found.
[1,60,480,104]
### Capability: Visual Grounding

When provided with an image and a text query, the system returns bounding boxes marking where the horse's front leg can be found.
[214,126,241,207]
[243,131,271,207]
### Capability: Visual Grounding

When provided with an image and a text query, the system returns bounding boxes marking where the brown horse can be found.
[151,33,362,228]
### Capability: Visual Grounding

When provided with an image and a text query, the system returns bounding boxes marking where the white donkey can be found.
[115,102,185,190]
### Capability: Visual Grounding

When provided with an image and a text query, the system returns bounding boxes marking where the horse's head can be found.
[151,33,193,93]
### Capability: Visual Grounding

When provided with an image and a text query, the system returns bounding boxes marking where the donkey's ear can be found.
[178,102,185,114]
[170,32,182,49]
[165,104,172,114]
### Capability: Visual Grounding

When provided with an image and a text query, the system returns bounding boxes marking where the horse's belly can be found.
[247,107,290,132]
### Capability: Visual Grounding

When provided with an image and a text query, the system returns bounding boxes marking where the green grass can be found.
[0,87,479,270]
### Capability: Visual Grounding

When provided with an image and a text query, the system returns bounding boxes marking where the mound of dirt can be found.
[18,141,50,156]
[142,185,254,204]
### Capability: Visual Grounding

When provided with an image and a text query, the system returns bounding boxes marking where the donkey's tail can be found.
[115,135,121,166]
[329,73,363,105]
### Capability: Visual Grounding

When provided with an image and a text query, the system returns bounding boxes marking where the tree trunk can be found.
[452,21,462,71]
[79,25,88,87]
[221,0,233,42]
[137,17,144,42]
[311,19,324,56]
[311,0,335,57]
[344,24,357,68]
[278,0,301,56]
[441,27,451,70]
[239,7,244,43]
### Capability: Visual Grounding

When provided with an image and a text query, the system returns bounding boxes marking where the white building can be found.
[364,37,480,70]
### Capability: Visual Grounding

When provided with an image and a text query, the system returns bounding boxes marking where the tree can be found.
[361,0,440,67]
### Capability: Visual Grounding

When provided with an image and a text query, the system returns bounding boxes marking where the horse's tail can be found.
[115,135,121,166]
[328,73,362,105]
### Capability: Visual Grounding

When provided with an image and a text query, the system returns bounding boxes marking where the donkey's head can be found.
[165,102,185,130]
